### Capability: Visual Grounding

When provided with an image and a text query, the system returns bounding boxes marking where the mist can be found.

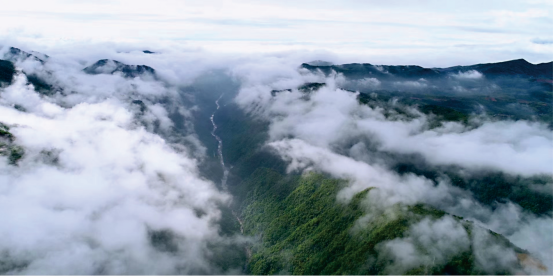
[231,59,553,273]
[0,41,551,274]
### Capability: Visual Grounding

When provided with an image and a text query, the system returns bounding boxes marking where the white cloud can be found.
[0,0,552,66]
[451,70,484,79]
[235,70,552,176]
[231,59,553,272]
[0,39,550,274]
[377,216,471,274]
[0,66,234,273]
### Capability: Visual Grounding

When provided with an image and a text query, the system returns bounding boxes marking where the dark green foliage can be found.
[271,88,291,96]
[466,59,552,78]
[300,63,439,80]
[357,92,373,105]
[0,251,30,274]
[206,240,248,274]
[83,59,156,79]
[216,103,269,166]
[239,169,528,275]
[217,204,242,237]
[449,171,553,215]
[13,104,26,112]
[409,203,446,219]
[0,123,24,165]
[420,104,469,123]
[180,70,543,275]
[392,156,553,215]
[0,60,15,84]
[298,82,325,93]
[148,229,178,253]
[355,91,551,215]
[4,47,46,64]
[241,171,447,274]
[302,58,552,80]
[8,146,24,165]
[529,89,553,102]
[131,99,147,114]
[0,123,13,141]
[26,74,54,95]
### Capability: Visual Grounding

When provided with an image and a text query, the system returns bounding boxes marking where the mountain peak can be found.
[83,59,156,79]
[305,60,333,66]
[2,47,47,64]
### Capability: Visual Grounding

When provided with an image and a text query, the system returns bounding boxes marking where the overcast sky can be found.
[1,0,552,66]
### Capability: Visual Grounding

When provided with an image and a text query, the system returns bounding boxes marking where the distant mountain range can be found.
[301,59,552,80]
[83,59,156,79]
[0,47,159,90]
[1,45,551,275]
[2,47,47,64]
[1,46,551,87]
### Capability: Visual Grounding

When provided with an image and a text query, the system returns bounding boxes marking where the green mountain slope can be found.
[239,168,532,275]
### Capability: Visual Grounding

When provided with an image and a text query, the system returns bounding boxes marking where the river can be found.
[209,93,252,264]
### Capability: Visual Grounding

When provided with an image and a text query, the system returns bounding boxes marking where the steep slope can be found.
[0,60,15,85]
[2,47,46,64]
[83,59,157,79]
[446,59,553,78]
[238,169,536,275]
[302,58,553,80]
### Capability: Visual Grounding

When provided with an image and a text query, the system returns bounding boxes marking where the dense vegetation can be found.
[390,158,553,216]
[0,60,15,84]
[0,122,25,165]
[238,168,527,275]
[3,52,548,274]
[176,69,551,274]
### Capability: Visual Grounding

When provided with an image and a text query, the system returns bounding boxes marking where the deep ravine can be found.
[210,93,229,189]
[209,93,252,264]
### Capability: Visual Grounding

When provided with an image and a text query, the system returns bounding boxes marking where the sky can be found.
[0,0,552,67]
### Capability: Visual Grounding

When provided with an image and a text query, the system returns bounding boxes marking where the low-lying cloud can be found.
[1,41,551,274]
[451,70,484,79]
[0,56,238,274]
[232,60,553,273]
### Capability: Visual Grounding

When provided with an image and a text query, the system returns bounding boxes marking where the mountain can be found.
[83,59,157,79]
[301,58,553,80]
[186,71,550,275]
[0,52,551,275]
[2,47,46,64]
[298,58,553,127]
[0,47,56,94]
[444,59,553,78]
[0,60,15,84]
[239,169,532,275]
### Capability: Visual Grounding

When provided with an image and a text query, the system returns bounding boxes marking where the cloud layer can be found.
[0,55,236,274]
[231,60,553,273]
[0,41,551,274]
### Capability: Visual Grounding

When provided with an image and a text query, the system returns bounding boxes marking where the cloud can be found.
[1,0,552,66]
[393,80,429,89]
[532,38,553,45]
[1,40,551,274]
[376,216,471,274]
[236,72,552,176]
[231,60,553,272]
[451,70,484,79]
[0,62,238,273]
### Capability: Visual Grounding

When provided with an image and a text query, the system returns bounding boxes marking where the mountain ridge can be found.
[301,58,553,79]
[83,59,157,79]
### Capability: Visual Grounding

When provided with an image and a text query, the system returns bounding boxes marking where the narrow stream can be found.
[209,93,252,263]
[210,93,229,189]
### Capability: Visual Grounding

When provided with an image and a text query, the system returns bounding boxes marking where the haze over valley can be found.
[0,0,552,275]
